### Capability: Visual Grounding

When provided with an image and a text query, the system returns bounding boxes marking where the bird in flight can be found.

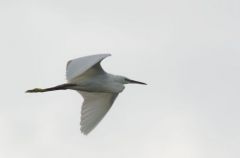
[26,54,146,135]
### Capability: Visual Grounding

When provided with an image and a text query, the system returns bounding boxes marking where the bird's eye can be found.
[125,78,131,83]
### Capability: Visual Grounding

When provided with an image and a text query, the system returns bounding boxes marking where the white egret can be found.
[26,54,146,135]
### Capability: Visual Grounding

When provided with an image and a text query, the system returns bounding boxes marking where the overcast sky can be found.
[0,0,240,158]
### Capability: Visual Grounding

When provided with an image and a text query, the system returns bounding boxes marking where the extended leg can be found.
[26,83,77,93]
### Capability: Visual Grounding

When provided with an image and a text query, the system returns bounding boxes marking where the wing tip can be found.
[81,130,88,135]
[80,126,91,135]
[96,53,111,58]
[66,60,72,68]
[66,53,111,67]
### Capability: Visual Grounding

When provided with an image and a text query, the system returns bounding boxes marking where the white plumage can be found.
[26,54,146,135]
[79,91,118,134]
[66,54,110,81]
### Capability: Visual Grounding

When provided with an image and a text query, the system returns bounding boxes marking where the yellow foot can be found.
[26,88,45,93]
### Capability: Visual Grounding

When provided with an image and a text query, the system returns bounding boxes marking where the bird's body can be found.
[70,73,125,93]
[26,54,146,135]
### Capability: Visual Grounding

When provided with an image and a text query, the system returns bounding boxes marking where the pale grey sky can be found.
[0,0,240,158]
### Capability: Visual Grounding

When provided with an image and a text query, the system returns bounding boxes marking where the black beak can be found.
[125,78,147,85]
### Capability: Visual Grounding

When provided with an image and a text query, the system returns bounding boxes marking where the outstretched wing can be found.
[78,91,118,135]
[66,54,111,81]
